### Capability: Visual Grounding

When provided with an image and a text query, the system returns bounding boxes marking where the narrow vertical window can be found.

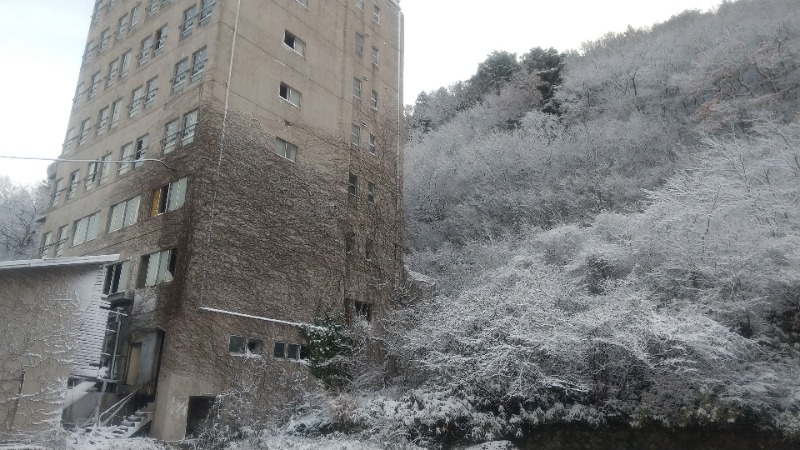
[107,58,119,87]
[353,77,362,100]
[153,25,168,55]
[145,77,158,107]
[139,36,153,65]
[40,232,52,258]
[191,47,207,81]
[372,4,380,23]
[99,153,112,185]
[51,178,64,207]
[199,0,214,25]
[119,143,133,175]
[348,173,358,196]
[97,107,109,135]
[367,181,375,203]
[67,171,80,200]
[88,72,101,98]
[182,110,198,146]
[372,46,379,66]
[110,99,123,128]
[130,4,141,30]
[355,32,363,56]
[351,124,361,147]
[163,118,179,153]
[63,128,75,153]
[79,119,92,145]
[85,162,98,191]
[370,90,378,109]
[55,226,68,257]
[181,5,197,38]
[120,50,132,77]
[117,14,129,40]
[134,134,149,167]
[369,133,377,155]
[172,58,189,91]
[129,85,145,116]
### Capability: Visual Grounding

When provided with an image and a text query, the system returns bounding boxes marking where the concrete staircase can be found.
[84,402,154,441]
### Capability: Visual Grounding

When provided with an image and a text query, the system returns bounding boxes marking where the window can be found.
[191,47,207,81]
[275,137,297,161]
[355,32,363,56]
[370,90,378,109]
[107,0,117,14]
[63,128,75,153]
[139,36,152,65]
[182,110,198,146]
[153,25,168,55]
[92,1,102,23]
[83,40,94,64]
[355,301,372,321]
[145,77,158,107]
[117,14,128,40]
[273,341,307,360]
[119,142,133,175]
[367,181,375,203]
[88,72,101,98]
[229,336,263,355]
[40,232,52,259]
[356,0,364,10]
[129,85,144,116]
[284,31,305,56]
[365,239,374,261]
[51,178,64,207]
[369,133,377,155]
[99,153,112,185]
[351,124,361,147]
[172,57,189,91]
[120,50,132,77]
[73,82,85,109]
[180,6,196,38]
[107,58,119,87]
[372,4,380,23]
[109,196,140,232]
[110,99,123,128]
[353,77,362,100]
[372,46,379,66]
[163,118,179,153]
[150,177,187,216]
[103,261,130,294]
[199,0,214,25]
[147,0,159,16]
[134,134,149,167]
[72,212,99,246]
[85,162,98,191]
[138,248,176,287]
[130,4,141,30]
[98,28,111,53]
[348,173,358,196]
[97,107,109,135]
[79,119,91,145]
[67,171,80,200]
[279,83,302,107]
[55,226,68,257]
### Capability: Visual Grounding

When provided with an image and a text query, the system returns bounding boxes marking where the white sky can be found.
[0,0,722,185]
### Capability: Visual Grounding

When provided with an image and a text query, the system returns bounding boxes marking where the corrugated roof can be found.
[0,254,120,271]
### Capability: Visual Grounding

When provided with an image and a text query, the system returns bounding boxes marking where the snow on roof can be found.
[0,254,120,271]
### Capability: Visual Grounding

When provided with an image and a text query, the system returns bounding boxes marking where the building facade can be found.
[38,0,403,440]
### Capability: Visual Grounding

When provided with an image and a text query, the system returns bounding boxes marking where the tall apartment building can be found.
[38,0,403,440]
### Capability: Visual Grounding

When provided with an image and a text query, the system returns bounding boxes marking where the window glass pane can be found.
[168,178,187,211]
[145,254,159,286]
[273,342,285,358]
[229,336,245,353]
[287,343,300,359]
[117,261,130,292]
[124,196,140,226]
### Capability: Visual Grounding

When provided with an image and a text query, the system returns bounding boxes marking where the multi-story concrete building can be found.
[38,0,403,440]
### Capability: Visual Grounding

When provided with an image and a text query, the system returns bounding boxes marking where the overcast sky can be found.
[0,0,722,185]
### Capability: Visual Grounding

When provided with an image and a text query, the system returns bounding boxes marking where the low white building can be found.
[0,255,118,440]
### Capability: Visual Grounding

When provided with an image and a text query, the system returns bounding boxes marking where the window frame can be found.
[275,137,297,161]
[279,83,302,107]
